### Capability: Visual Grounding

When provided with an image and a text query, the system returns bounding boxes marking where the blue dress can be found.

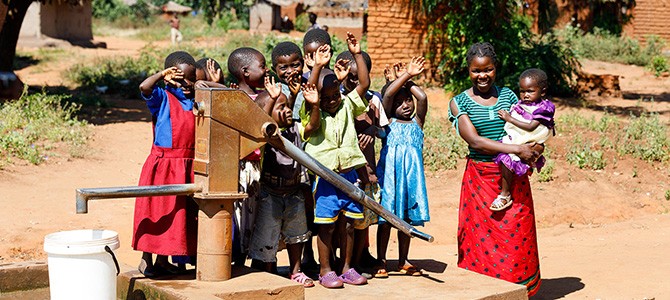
[377,118,430,226]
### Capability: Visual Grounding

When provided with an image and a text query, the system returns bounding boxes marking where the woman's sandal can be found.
[398,265,423,276]
[490,194,513,212]
[290,272,315,288]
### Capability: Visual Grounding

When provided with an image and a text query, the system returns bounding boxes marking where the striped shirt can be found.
[449,86,518,161]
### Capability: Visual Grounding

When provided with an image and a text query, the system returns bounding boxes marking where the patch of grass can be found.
[566,135,606,170]
[66,50,159,99]
[0,90,90,168]
[556,25,666,67]
[649,55,669,77]
[618,113,670,162]
[665,190,670,201]
[536,158,555,182]
[423,114,468,171]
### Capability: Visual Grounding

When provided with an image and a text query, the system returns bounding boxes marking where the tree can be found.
[416,0,579,96]
[0,0,34,99]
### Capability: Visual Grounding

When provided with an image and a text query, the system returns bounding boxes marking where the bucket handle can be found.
[104,245,120,276]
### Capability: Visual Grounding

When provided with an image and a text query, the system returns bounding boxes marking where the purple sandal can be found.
[339,268,368,285]
[319,271,344,288]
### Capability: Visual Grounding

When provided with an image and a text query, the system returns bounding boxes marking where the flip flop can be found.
[398,265,423,276]
[374,268,389,278]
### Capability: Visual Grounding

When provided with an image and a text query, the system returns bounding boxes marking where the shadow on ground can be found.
[530,277,585,299]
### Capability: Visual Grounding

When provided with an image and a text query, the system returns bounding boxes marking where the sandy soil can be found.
[2,34,670,299]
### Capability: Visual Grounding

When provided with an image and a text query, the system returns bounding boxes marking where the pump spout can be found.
[76,184,201,214]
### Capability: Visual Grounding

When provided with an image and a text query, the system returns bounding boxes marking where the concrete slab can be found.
[301,245,528,300]
[118,264,304,300]
[0,261,49,293]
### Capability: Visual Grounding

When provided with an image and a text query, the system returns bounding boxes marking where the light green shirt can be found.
[301,90,368,172]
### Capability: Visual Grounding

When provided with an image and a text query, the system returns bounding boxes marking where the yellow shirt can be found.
[301,90,368,172]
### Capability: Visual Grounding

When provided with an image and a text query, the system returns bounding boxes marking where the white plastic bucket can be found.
[43,229,120,300]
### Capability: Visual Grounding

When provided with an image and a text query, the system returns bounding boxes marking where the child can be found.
[302,28,332,74]
[134,51,198,277]
[335,50,388,275]
[376,56,430,277]
[227,47,268,99]
[301,32,369,288]
[227,47,269,265]
[195,57,223,84]
[248,77,317,287]
[271,41,306,120]
[271,41,322,273]
[491,68,555,211]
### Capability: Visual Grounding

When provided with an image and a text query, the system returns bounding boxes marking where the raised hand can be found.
[286,71,301,96]
[206,59,222,83]
[334,59,351,82]
[304,52,316,69]
[314,44,332,68]
[162,67,183,87]
[406,56,425,77]
[384,64,396,82]
[264,75,281,100]
[346,32,361,54]
[394,61,407,77]
[302,83,319,106]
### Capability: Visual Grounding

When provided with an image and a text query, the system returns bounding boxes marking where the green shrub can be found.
[423,114,468,171]
[93,0,153,27]
[0,91,90,167]
[294,13,310,32]
[665,190,670,201]
[649,55,669,77]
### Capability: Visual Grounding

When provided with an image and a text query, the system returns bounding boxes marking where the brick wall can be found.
[623,0,670,44]
[366,0,431,78]
[522,0,670,45]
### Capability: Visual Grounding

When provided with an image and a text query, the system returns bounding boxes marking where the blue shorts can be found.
[313,169,364,224]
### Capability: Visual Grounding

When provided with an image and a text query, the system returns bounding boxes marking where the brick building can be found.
[366,0,669,78]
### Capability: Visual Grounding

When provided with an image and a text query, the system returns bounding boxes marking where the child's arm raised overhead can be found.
[307,44,331,87]
[347,32,370,98]
[263,75,282,115]
[497,110,541,132]
[408,81,428,129]
[301,83,321,139]
[139,67,181,97]
[381,56,425,118]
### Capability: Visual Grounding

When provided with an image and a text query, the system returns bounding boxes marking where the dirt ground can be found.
[2,34,670,299]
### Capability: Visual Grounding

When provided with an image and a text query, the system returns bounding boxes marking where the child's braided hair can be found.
[520,68,548,90]
[164,51,196,69]
[465,42,498,67]
[271,41,302,67]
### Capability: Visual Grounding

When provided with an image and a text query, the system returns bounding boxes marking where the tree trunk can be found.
[0,0,33,72]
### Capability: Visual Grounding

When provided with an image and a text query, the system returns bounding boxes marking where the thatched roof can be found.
[162,1,192,13]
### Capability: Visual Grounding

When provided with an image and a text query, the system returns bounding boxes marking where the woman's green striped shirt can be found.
[449,86,518,162]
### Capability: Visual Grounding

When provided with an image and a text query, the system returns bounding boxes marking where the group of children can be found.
[132,27,555,289]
